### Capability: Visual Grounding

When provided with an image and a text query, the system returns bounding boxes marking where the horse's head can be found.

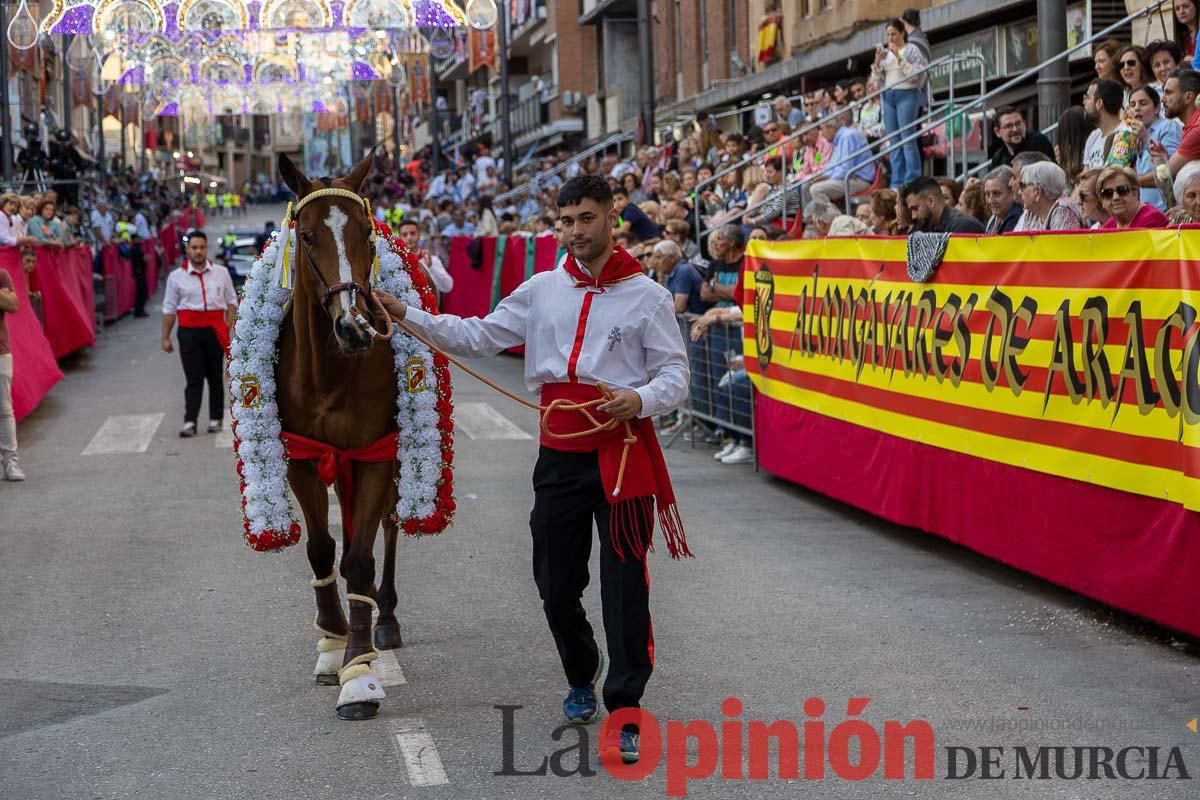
[278,150,380,354]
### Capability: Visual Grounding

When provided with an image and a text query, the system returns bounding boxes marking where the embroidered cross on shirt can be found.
[607,326,623,351]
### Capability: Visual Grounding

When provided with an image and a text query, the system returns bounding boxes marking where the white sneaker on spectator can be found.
[3,457,25,481]
[208,419,223,433]
[180,422,197,438]
[720,445,754,465]
[714,441,736,460]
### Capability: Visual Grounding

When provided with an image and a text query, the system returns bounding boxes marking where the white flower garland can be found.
[228,227,455,552]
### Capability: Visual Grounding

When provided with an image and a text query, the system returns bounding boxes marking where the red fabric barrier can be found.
[443,235,562,317]
[442,236,492,318]
[0,249,63,420]
[754,392,1200,639]
[101,244,134,320]
[34,246,96,358]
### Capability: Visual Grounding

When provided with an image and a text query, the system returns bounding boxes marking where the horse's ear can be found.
[344,148,376,193]
[278,152,312,198]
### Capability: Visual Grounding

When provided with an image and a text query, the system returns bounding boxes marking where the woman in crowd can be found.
[869,188,899,234]
[1169,161,1200,223]
[623,172,647,203]
[1128,85,1181,211]
[0,194,21,246]
[15,197,37,247]
[1098,165,1169,228]
[746,158,781,213]
[681,168,699,197]
[873,17,928,189]
[937,178,962,208]
[1117,45,1150,93]
[676,138,702,172]
[1176,0,1198,61]
[476,195,499,237]
[1073,169,1108,228]
[1017,162,1086,231]
[1093,39,1122,82]
[859,78,886,140]
[1055,106,1095,188]
[1144,40,1183,95]
[28,200,68,250]
[958,181,988,225]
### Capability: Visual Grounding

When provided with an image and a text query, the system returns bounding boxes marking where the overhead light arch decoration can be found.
[254,54,299,83]
[92,0,167,34]
[259,0,332,29]
[343,0,412,29]
[200,52,245,84]
[177,0,250,32]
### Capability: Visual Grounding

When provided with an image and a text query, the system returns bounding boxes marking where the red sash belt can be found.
[280,431,399,540]
[540,382,691,561]
[178,309,230,354]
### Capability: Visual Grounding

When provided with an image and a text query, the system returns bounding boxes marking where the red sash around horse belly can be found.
[280,431,399,540]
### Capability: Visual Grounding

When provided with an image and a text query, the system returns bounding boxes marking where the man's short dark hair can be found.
[185,229,207,242]
[558,174,613,208]
[398,219,420,232]
[1170,68,1200,98]
[901,7,920,27]
[610,185,629,199]
[905,176,942,199]
[1092,79,1125,116]
[539,215,554,227]
[993,106,1023,127]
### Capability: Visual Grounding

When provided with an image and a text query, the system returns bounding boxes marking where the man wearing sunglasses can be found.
[988,106,1055,169]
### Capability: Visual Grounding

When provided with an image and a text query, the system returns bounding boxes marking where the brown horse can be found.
[275,151,403,721]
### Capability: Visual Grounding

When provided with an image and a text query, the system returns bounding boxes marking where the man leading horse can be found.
[374,175,692,764]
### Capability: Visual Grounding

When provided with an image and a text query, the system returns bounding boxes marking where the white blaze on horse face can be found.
[323,204,354,322]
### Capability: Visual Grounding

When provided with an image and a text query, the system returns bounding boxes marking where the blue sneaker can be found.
[562,649,605,724]
[620,731,640,763]
[563,684,597,724]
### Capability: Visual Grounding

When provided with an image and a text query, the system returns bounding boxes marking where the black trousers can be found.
[530,447,654,718]
[130,245,147,315]
[178,326,224,424]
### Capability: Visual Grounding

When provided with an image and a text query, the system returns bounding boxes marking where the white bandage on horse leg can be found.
[311,572,338,588]
[336,663,386,708]
[314,636,347,677]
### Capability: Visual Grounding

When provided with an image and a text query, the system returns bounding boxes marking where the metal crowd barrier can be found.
[661,314,754,462]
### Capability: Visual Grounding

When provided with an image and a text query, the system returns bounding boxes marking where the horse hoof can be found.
[374,623,403,650]
[315,673,339,686]
[337,701,379,721]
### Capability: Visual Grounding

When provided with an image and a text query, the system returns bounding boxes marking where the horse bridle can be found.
[291,186,378,311]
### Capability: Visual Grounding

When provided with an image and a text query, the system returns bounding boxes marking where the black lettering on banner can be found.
[1152,303,1192,434]
[950,293,977,388]
[849,289,865,369]
[860,288,881,378]
[842,290,855,364]
[1005,295,1037,396]
[821,285,836,358]
[981,288,1012,392]
[929,293,961,384]
[1113,300,1161,419]
[913,290,936,378]
[1079,297,1115,407]
[831,286,845,361]
[1043,299,1085,413]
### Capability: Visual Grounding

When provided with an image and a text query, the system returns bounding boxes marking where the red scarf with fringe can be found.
[541,382,691,562]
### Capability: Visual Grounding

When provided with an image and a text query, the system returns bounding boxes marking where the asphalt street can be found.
[1,205,1198,799]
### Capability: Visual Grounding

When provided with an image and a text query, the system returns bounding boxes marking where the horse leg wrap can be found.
[336,663,386,709]
[314,635,347,683]
[342,594,381,672]
[312,573,348,639]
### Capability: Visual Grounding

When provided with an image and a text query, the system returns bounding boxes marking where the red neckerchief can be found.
[561,246,643,289]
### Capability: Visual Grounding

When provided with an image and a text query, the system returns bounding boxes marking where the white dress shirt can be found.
[404,264,690,418]
[0,213,18,246]
[162,261,238,315]
[134,211,151,240]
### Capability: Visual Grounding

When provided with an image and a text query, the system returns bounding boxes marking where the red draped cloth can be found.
[0,248,63,419]
[35,247,96,358]
[280,431,399,540]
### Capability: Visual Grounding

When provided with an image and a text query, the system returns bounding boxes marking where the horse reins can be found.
[290,186,636,496]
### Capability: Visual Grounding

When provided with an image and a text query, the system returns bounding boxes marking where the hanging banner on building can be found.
[408,56,430,105]
[468,27,497,73]
[744,233,1200,512]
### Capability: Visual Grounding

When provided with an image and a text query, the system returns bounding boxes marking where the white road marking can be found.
[214,410,233,448]
[454,401,532,440]
[390,718,449,786]
[375,649,407,686]
[82,413,164,455]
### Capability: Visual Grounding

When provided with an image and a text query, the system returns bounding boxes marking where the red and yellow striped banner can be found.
[744,232,1200,511]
